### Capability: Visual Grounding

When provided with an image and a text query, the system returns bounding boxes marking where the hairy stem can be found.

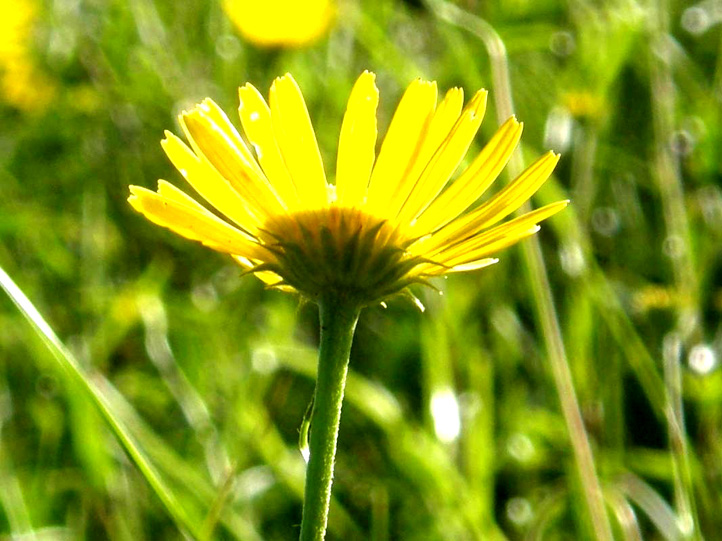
[300,294,360,541]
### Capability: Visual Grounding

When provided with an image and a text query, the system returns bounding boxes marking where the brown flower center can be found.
[257,207,426,303]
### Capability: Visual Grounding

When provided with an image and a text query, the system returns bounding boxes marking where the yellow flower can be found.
[0,0,55,111]
[562,90,605,121]
[129,72,567,306]
[223,0,335,48]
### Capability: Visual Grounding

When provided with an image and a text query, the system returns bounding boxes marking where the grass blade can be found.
[0,264,200,539]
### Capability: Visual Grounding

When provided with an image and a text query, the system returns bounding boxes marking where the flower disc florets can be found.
[128,71,567,307]
[258,207,423,303]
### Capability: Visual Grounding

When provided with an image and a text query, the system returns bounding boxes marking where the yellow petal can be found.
[465,151,561,231]
[233,255,287,287]
[128,185,267,259]
[238,83,300,210]
[419,151,560,253]
[385,86,467,218]
[396,89,487,224]
[448,258,499,273]
[197,98,267,182]
[269,74,328,208]
[180,109,286,218]
[365,79,438,215]
[336,71,378,207]
[427,200,569,263]
[417,257,499,277]
[156,180,212,213]
[412,115,522,234]
[440,228,540,268]
[161,131,261,232]
[410,87,466,175]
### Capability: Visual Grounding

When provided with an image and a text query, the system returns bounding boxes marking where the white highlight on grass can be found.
[430,387,461,443]
[591,207,620,237]
[688,344,717,374]
[191,282,219,312]
[300,444,310,464]
[559,241,586,277]
[251,347,279,374]
[215,34,241,61]
[663,234,686,259]
[681,2,722,36]
[506,497,534,526]
[544,106,573,153]
[678,513,695,538]
[326,183,337,203]
[507,433,535,463]
[234,466,276,502]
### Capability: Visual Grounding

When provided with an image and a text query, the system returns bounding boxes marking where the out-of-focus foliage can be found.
[0,0,720,539]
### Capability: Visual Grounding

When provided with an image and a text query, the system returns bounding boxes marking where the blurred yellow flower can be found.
[562,90,605,121]
[0,0,55,111]
[223,0,335,47]
[129,72,566,306]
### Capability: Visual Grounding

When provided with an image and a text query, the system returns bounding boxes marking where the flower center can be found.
[259,207,425,303]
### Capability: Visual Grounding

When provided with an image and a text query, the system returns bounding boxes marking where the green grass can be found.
[1,0,721,538]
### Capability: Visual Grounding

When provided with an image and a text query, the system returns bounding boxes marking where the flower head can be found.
[0,0,56,111]
[129,72,566,306]
[223,0,335,48]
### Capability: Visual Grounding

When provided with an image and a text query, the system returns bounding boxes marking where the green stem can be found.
[300,294,361,541]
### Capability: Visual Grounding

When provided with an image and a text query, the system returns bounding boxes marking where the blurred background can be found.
[0,0,721,539]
